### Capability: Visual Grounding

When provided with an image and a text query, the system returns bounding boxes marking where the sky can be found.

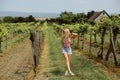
[0,0,120,14]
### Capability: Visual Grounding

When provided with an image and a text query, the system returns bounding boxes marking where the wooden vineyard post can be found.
[82,34,84,50]
[110,27,117,66]
[5,35,8,49]
[30,30,41,74]
[106,27,118,66]
[89,32,92,54]
[0,38,2,53]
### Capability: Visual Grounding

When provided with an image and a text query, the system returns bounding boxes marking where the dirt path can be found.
[0,38,33,80]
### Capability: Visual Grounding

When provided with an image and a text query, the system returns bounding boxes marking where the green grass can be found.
[47,26,110,80]
[85,33,110,45]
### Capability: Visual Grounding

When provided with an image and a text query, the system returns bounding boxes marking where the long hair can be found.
[62,29,71,43]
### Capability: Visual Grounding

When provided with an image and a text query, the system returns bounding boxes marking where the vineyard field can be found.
[0,18,120,80]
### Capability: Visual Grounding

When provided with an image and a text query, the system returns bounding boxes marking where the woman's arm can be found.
[71,33,78,39]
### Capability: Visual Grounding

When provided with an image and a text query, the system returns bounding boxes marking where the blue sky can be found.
[0,0,120,14]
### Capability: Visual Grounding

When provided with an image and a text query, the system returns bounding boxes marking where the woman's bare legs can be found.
[68,54,71,62]
[63,52,71,72]
[63,53,75,75]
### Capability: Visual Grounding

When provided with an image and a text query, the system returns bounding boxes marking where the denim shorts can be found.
[62,46,72,54]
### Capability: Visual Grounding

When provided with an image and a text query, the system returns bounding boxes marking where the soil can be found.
[0,38,33,80]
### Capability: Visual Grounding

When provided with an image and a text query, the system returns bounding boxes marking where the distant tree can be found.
[73,13,87,23]
[3,15,35,23]
[26,15,35,22]
[3,16,14,23]
[59,11,74,24]
[0,19,2,23]
[14,17,27,23]
[18,17,25,22]
[13,17,18,23]
[87,10,95,19]
[58,11,88,24]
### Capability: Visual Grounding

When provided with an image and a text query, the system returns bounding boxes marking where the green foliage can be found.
[3,15,36,23]
[59,11,87,24]
[0,25,8,38]
[60,11,74,24]
[87,10,95,18]
[0,19,2,23]
[74,13,87,23]
[98,17,112,30]
[0,22,40,50]
[111,15,120,31]
[80,23,89,34]
[88,24,98,35]
[25,15,36,22]
[39,21,48,34]
[3,16,14,23]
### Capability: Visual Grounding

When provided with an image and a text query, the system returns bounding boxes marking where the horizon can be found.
[0,11,60,14]
[0,0,120,14]
[0,10,119,18]
[0,10,119,15]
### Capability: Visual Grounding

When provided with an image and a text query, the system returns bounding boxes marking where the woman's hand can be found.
[71,33,78,39]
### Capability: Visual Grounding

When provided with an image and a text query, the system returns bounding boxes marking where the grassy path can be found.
[34,27,50,80]
[35,26,119,80]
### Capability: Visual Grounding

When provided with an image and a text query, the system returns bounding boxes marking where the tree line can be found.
[1,15,36,23]
[48,11,120,25]
[47,10,96,24]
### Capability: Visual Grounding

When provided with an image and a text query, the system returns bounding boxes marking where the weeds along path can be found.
[34,27,50,80]
[0,38,33,80]
[35,26,118,80]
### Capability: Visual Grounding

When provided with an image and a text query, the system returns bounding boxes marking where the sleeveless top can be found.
[62,36,71,48]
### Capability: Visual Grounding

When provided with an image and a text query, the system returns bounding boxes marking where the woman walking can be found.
[61,29,77,76]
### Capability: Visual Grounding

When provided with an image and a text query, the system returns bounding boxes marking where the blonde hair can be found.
[62,29,70,43]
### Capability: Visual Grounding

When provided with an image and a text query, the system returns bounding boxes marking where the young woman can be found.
[61,29,77,76]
